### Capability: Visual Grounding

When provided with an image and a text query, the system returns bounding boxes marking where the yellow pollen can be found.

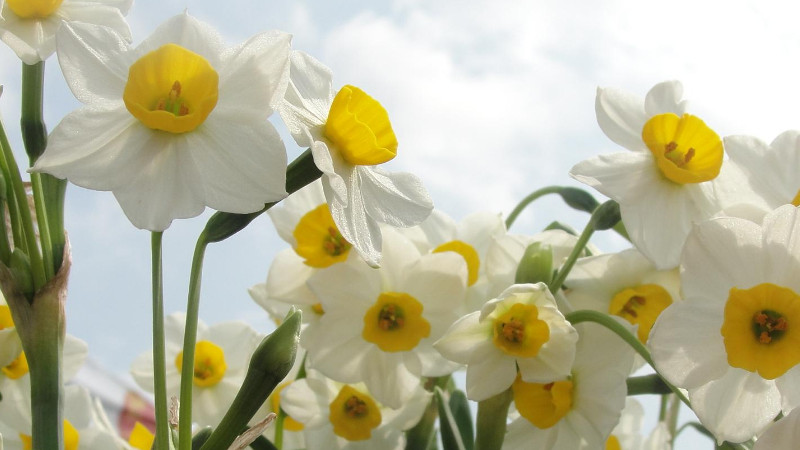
[324,85,398,166]
[609,284,673,344]
[175,340,227,387]
[7,0,62,19]
[512,376,573,429]
[312,302,325,315]
[722,283,800,379]
[642,113,723,184]
[328,385,382,441]
[492,303,550,358]
[3,351,29,379]
[293,204,352,268]
[433,240,481,286]
[362,292,430,352]
[123,44,219,134]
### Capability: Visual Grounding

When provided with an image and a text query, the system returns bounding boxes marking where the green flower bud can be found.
[199,309,301,450]
[591,200,622,231]
[514,242,553,285]
[558,187,599,213]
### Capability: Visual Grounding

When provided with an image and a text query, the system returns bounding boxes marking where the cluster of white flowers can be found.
[2,1,799,449]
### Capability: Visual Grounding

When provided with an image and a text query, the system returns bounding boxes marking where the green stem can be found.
[30,173,53,279]
[549,215,594,293]
[273,410,285,450]
[0,112,42,288]
[505,186,562,229]
[151,232,169,450]
[564,310,692,408]
[178,233,209,450]
[474,388,513,450]
[626,374,672,396]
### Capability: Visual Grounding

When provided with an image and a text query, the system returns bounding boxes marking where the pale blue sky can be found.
[3,0,800,445]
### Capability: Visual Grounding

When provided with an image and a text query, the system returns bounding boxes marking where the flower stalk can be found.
[151,231,170,450]
[474,388,513,450]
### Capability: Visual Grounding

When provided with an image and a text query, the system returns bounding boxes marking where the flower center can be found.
[270,382,304,432]
[362,292,431,352]
[6,0,62,19]
[721,283,800,379]
[609,284,673,344]
[642,113,723,184]
[512,376,573,429]
[128,422,155,450]
[492,303,550,358]
[3,351,29,379]
[293,203,351,268]
[0,305,13,329]
[21,420,78,450]
[433,240,480,286]
[123,44,219,134]
[175,340,227,387]
[328,385,382,441]
[324,85,398,166]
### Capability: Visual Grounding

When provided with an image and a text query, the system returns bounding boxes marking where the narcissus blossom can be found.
[33,13,291,230]
[570,81,743,269]
[280,369,430,450]
[0,0,132,64]
[300,228,466,408]
[279,50,433,267]
[649,205,800,443]
[129,312,260,427]
[434,283,578,401]
[502,322,634,450]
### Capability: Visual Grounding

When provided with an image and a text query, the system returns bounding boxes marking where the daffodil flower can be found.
[0,0,132,64]
[129,312,261,428]
[649,205,800,443]
[502,322,634,450]
[280,369,431,449]
[570,81,745,269]
[32,13,291,231]
[279,51,433,267]
[434,283,578,401]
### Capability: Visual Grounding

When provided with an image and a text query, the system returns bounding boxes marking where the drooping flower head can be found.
[279,50,433,267]
[649,205,800,443]
[0,0,132,64]
[570,81,743,269]
[32,13,291,231]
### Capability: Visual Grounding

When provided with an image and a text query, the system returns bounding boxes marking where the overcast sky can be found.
[2,0,800,445]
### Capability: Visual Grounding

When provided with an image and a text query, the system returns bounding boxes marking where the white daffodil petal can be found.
[361,349,419,409]
[681,216,765,302]
[761,205,800,291]
[113,138,206,231]
[569,151,655,204]
[753,408,800,450]
[56,21,131,105]
[188,115,287,212]
[466,351,516,401]
[649,300,728,389]
[0,12,59,64]
[690,370,781,444]
[643,80,687,117]
[279,51,333,141]
[219,30,291,115]
[264,249,316,305]
[359,167,434,228]
[595,86,648,152]
[134,13,224,66]
[433,312,489,363]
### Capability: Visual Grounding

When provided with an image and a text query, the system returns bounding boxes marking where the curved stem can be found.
[178,233,209,450]
[505,186,562,229]
[564,310,691,408]
[549,216,594,293]
[151,232,169,450]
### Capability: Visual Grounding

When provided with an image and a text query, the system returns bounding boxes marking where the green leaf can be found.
[447,390,474,450]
